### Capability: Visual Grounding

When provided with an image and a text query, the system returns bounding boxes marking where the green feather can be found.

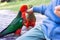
[0,11,23,37]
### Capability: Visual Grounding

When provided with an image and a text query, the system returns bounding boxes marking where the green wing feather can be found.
[0,11,23,37]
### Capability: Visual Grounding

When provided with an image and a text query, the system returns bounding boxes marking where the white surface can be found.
[0,10,17,32]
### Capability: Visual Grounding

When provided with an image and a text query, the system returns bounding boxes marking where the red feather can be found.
[20,5,28,12]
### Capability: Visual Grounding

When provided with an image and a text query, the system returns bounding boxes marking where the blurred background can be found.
[0,0,50,12]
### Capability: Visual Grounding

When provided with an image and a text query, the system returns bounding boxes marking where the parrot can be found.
[0,4,36,37]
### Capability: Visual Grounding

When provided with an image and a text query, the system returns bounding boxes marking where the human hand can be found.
[54,5,60,17]
[26,8,34,15]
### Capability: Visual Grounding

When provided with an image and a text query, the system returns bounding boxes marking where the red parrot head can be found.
[20,5,28,12]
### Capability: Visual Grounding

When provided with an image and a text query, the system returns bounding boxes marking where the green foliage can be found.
[0,0,50,12]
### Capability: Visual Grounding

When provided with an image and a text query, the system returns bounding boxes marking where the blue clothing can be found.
[33,0,60,23]
[16,0,60,40]
[33,0,60,40]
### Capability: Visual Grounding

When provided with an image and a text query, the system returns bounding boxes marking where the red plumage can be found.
[20,5,36,28]
[15,5,36,35]
[15,29,21,36]
[20,5,28,12]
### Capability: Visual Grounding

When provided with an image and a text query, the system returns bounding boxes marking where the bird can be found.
[0,6,23,37]
[0,4,36,37]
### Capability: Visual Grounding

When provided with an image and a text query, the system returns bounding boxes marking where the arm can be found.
[27,5,47,15]
[33,5,47,15]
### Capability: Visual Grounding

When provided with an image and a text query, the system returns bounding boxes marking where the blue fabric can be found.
[33,0,60,40]
[33,5,47,15]
[16,0,60,40]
